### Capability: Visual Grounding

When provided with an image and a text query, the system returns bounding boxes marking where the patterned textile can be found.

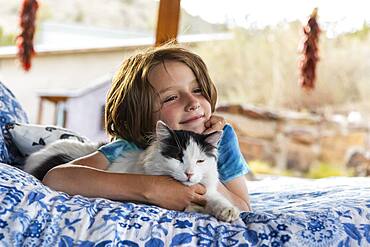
[0,132,6,164]
[6,122,89,157]
[0,82,28,165]
[0,163,369,246]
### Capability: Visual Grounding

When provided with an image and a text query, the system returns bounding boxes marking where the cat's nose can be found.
[185,172,193,180]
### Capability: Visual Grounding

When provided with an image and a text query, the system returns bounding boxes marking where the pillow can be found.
[0,81,29,164]
[6,122,89,158]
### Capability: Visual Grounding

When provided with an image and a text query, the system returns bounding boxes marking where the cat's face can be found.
[154,121,222,185]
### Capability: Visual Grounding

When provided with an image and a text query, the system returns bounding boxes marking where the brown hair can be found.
[105,44,218,148]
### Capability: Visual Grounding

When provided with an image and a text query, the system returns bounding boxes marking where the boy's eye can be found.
[163,95,177,103]
[196,160,204,164]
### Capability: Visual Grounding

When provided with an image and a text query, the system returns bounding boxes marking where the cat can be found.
[24,121,240,222]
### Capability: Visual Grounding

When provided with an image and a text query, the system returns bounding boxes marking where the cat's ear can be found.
[156,120,172,141]
[204,130,223,146]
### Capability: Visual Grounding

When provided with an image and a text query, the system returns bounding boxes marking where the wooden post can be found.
[155,0,181,46]
[37,97,44,124]
[37,95,69,125]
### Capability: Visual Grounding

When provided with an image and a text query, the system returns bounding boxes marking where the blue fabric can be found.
[1,162,370,246]
[0,131,7,164]
[98,138,140,163]
[218,124,249,182]
[98,124,249,183]
[0,81,28,165]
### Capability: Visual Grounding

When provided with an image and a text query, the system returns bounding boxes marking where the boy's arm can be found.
[44,164,149,200]
[204,116,251,211]
[217,177,251,211]
[42,152,207,210]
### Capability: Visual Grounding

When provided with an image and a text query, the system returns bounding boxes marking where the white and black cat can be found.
[24,121,240,222]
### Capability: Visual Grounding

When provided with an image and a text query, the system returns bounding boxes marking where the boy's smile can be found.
[179,113,205,124]
[149,60,212,134]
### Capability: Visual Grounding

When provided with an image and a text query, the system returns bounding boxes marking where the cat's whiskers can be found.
[172,131,182,151]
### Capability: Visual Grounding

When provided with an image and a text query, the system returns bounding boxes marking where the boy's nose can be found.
[187,104,200,111]
[184,94,200,112]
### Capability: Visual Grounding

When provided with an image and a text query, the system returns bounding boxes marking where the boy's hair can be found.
[105,44,218,148]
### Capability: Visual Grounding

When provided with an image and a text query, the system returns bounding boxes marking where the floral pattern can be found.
[0,81,28,166]
[0,163,369,246]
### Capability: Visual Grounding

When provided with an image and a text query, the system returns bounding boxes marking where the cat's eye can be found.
[175,153,183,162]
[196,160,205,164]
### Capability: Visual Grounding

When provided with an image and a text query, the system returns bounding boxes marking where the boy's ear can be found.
[204,130,223,146]
[156,120,172,140]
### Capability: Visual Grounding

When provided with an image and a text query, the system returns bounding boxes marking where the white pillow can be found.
[6,123,89,157]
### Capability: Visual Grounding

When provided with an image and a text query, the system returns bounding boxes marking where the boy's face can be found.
[149,60,212,134]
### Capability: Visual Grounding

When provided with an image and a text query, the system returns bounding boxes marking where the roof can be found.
[0,22,232,58]
[36,73,113,98]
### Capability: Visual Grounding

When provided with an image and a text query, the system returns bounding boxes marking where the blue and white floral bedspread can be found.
[0,163,369,247]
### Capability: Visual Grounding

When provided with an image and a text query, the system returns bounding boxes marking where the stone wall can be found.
[216,104,370,173]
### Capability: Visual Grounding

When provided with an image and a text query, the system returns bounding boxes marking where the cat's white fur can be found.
[25,121,240,222]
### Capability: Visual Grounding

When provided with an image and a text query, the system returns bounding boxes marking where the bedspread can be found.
[0,163,369,246]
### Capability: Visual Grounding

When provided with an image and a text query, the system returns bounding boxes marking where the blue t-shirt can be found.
[98,124,249,183]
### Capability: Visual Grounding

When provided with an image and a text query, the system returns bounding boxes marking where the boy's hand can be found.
[203,115,226,134]
[146,176,207,211]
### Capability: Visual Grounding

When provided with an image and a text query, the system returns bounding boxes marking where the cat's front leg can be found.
[205,191,240,222]
[185,203,207,214]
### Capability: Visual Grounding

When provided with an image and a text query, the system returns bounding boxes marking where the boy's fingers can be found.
[202,128,214,134]
[190,184,207,206]
[203,120,224,134]
[208,118,226,127]
[217,118,226,125]
[192,183,206,194]
[193,194,207,206]
[207,118,218,125]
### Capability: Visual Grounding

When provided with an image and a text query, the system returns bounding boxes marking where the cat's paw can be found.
[185,204,206,214]
[214,206,240,222]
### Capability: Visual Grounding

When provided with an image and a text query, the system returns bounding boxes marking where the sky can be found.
[181,0,370,36]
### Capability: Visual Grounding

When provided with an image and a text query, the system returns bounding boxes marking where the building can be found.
[37,73,112,142]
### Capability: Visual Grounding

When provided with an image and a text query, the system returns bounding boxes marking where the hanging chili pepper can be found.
[17,0,39,71]
[299,8,320,90]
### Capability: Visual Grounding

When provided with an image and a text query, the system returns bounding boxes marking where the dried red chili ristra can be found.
[299,8,320,90]
[17,0,39,71]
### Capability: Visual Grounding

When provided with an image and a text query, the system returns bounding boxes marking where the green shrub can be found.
[305,162,350,179]
[0,26,16,46]
[249,160,297,176]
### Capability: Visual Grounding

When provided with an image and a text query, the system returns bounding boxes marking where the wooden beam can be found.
[155,0,181,46]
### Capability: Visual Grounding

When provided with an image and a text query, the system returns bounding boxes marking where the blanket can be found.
[0,163,369,246]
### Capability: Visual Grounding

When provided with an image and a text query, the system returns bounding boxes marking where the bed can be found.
[1,162,369,246]
[1,82,370,246]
